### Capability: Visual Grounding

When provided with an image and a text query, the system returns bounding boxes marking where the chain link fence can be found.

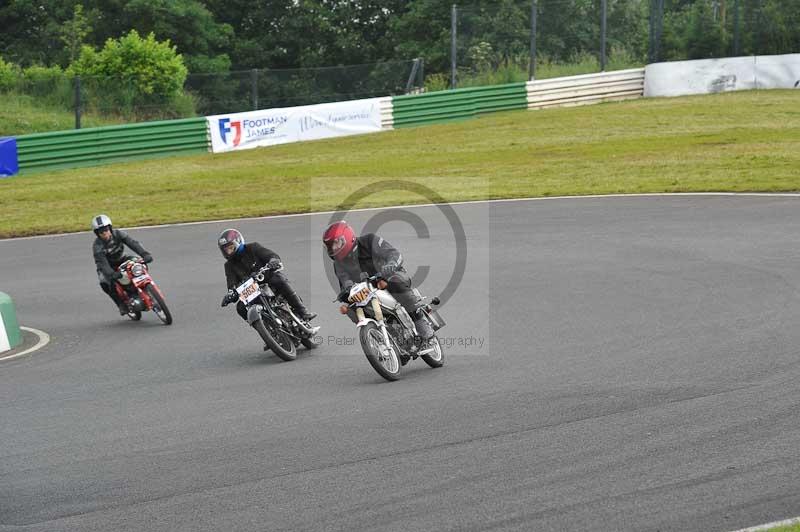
[185,60,423,116]
[4,60,423,130]
[445,0,800,88]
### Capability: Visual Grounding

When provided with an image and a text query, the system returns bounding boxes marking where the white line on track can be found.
[3,192,800,242]
[0,326,51,362]
[730,516,800,531]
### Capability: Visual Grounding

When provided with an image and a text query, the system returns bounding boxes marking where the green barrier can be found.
[0,292,22,351]
[392,82,528,128]
[16,117,210,174]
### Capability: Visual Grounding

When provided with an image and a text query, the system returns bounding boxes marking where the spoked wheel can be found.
[421,336,445,368]
[359,322,401,381]
[146,286,172,325]
[254,317,296,361]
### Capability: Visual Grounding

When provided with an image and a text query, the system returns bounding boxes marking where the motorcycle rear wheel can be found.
[146,286,172,325]
[421,336,445,368]
[360,322,401,381]
[254,318,297,361]
[301,338,318,350]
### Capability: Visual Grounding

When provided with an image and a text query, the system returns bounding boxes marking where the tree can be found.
[60,4,92,63]
[390,0,453,73]
[685,1,726,58]
[0,0,66,66]
[118,0,233,73]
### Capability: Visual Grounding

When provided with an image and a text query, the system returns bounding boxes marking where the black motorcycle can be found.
[223,263,319,361]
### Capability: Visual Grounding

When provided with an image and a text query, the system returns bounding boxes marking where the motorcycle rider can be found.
[91,214,153,315]
[218,228,317,322]
[322,220,434,340]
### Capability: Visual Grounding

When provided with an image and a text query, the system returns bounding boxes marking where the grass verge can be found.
[758,524,800,532]
[1,90,799,238]
[0,93,123,136]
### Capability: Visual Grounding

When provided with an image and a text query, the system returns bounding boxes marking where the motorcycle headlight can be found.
[131,263,145,277]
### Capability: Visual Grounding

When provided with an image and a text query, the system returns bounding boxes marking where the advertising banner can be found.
[207,98,384,153]
[644,54,800,97]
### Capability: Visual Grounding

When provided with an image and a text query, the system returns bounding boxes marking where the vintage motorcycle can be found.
[224,262,320,361]
[343,274,445,381]
[114,257,173,325]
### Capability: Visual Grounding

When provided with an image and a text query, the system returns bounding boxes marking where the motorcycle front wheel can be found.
[146,285,172,325]
[359,322,401,381]
[254,318,297,361]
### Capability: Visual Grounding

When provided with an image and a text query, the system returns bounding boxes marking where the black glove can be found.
[267,258,282,270]
[221,290,237,307]
[380,261,398,278]
[142,253,153,264]
[337,286,351,302]
[111,271,123,281]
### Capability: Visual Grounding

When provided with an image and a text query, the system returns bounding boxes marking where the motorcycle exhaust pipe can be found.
[286,308,320,336]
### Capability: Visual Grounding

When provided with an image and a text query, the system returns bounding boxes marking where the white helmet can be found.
[91,214,112,234]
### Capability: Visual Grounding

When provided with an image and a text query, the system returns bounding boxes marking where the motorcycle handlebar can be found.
[253,263,283,283]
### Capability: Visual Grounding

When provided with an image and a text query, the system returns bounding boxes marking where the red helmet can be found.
[323,221,356,261]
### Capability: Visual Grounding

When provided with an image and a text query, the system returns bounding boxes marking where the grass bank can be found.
[0,93,122,136]
[1,90,799,238]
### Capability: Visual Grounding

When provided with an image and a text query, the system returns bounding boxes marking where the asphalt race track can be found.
[2,195,800,532]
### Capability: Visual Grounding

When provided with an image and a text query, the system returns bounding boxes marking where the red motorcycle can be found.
[114,257,173,325]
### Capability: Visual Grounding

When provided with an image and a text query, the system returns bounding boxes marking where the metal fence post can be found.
[733,0,741,55]
[451,4,457,90]
[74,75,82,130]
[600,0,607,71]
[529,0,537,80]
[405,58,421,93]
[251,69,258,110]
[658,0,664,61]
[649,0,664,63]
[648,0,654,63]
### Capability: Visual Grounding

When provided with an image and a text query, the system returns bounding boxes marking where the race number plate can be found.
[236,278,261,304]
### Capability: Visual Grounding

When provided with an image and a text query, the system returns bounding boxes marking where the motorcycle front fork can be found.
[356,300,393,348]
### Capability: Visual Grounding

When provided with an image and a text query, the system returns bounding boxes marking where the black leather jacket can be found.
[93,229,149,278]
[332,233,403,291]
[224,242,281,289]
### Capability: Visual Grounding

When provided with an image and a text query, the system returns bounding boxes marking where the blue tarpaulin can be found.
[0,137,19,177]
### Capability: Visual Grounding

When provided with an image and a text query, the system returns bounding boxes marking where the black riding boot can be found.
[101,282,128,315]
[282,289,317,321]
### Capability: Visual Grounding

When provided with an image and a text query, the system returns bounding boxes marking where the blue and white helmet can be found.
[91,214,112,234]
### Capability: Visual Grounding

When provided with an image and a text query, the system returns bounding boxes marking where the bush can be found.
[0,56,19,93]
[19,65,71,102]
[424,72,451,92]
[68,30,193,118]
[460,64,528,87]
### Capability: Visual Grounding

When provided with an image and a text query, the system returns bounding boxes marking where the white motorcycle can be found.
[342,274,445,381]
